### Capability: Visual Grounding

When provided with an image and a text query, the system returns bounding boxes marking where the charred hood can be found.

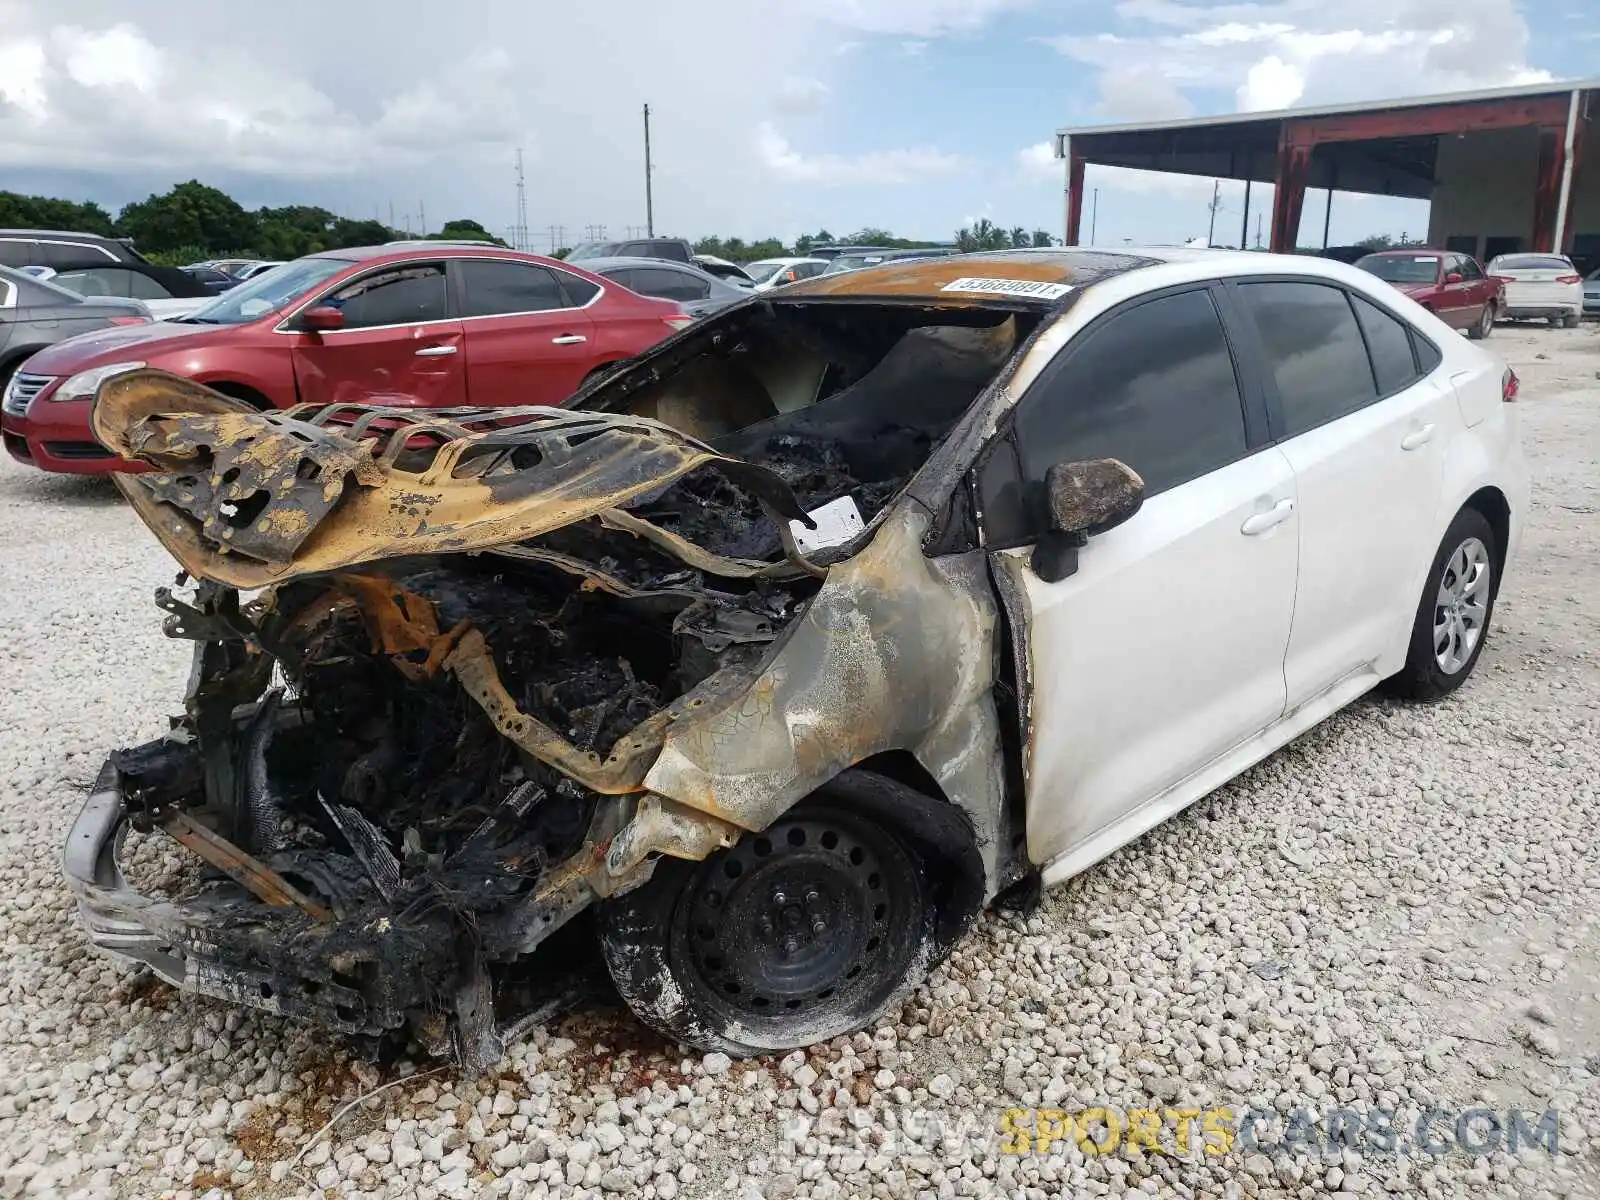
[93,370,814,589]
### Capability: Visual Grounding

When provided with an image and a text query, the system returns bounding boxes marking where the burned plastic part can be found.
[604,794,742,878]
[94,369,811,590]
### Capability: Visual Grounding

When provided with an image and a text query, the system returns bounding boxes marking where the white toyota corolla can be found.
[69,247,1526,1062]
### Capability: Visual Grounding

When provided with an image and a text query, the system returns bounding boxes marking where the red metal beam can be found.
[1283,95,1572,147]
[1270,134,1310,252]
[1065,150,1086,246]
[1532,126,1564,253]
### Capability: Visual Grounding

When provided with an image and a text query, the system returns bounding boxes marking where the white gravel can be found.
[1,325,1597,1199]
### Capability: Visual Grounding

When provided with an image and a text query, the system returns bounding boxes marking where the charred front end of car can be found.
[67,291,1054,1063]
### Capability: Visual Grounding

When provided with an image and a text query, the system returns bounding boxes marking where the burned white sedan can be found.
[67,250,1524,1067]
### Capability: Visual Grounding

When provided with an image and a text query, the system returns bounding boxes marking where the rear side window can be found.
[458,260,567,317]
[1239,281,1377,437]
[40,240,116,266]
[52,268,126,297]
[329,264,447,328]
[643,240,691,263]
[1351,295,1419,395]
[631,268,709,302]
[553,272,599,307]
[983,288,1249,546]
[0,239,35,267]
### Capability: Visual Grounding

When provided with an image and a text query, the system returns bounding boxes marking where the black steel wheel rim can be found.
[671,809,919,1025]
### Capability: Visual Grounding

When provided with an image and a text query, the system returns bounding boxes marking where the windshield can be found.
[565,242,621,261]
[823,254,887,275]
[1355,254,1440,284]
[1490,254,1573,272]
[742,261,786,284]
[177,256,348,325]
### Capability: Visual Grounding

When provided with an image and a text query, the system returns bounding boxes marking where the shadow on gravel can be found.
[0,471,123,507]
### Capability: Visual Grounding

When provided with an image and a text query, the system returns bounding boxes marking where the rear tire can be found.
[1467,303,1494,340]
[596,771,981,1056]
[1563,312,1581,329]
[1384,507,1499,701]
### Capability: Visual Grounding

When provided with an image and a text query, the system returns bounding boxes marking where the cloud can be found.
[1237,55,1304,110]
[773,76,831,113]
[1049,0,1553,119]
[1016,141,1060,181]
[1095,65,1195,120]
[807,0,1032,37]
[899,40,930,56]
[757,123,967,185]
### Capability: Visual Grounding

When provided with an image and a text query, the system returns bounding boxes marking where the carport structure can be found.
[1055,81,1600,263]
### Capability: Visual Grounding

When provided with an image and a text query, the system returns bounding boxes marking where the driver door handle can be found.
[414,344,457,357]
[551,334,588,345]
[1240,497,1294,536]
[1400,423,1436,451]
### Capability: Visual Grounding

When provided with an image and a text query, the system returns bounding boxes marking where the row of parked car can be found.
[1350,247,1593,331]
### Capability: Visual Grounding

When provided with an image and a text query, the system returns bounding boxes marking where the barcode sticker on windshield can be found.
[940,276,1073,300]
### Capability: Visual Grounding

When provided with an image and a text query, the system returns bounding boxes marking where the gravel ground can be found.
[0,325,1596,1200]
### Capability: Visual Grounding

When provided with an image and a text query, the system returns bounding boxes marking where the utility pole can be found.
[1206,179,1220,246]
[1255,212,1264,249]
[513,148,530,252]
[388,201,395,232]
[643,103,654,237]
[1090,188,1099,245]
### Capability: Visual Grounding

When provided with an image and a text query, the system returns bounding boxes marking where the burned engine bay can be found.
[71,300,1038,1067]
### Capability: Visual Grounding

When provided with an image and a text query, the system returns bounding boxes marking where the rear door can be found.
[1455,255,1494,315]
[982,285,1300,868]
[1232,279,1451,708]
[289,261,466,407]
[456,258,597,406]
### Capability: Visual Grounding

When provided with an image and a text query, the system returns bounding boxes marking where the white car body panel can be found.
[1488,255,1583,319]
[985,249,1527,887]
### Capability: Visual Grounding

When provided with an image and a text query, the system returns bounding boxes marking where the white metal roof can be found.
[1055,77,1598,150]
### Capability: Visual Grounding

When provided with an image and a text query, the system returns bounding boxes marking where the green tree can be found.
[430,218,505,246]
[1031,229,1056,247]
[117,180,257,255]
[0,192,117,235]
[1357,233,1394,250]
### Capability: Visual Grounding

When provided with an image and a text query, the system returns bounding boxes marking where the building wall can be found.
[1427,119,1600,263]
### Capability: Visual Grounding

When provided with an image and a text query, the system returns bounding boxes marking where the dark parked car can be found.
[567,237,694,264]
[1,266,151,456]
[1354,249,1502,338]
[0,229,148,269]
[578,256,750,319]
[34,259,217,319]
[179,265,240,294]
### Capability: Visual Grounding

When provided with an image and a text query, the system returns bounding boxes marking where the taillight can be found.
[662,314,694,330]
[1502,368,1519,403]
[1490,275,1514,284]
[1556,274,1581,284]
[107,315,151,326]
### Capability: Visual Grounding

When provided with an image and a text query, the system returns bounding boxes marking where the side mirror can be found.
[300,305,345,332]
[1444,271,1463,284]
[1030,458,1145,583]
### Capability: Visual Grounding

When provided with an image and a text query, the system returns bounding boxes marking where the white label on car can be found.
[1411,256,1440,264]
[940,276,1074,299]
[790,495,865,555]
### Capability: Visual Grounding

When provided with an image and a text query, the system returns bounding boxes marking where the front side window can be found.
[1239,281,1378,437]
[1456,257,1484,281]
[458,260,567,317]
[326,264,447,328]
[631,268,709,302]
[982,287,1249,547]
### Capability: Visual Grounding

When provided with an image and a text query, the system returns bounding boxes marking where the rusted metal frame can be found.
[1283,95,1572,145]
[1533,126,1564,253]
[159,808,332,920]
[1065,146,1086,247]
[1271,129,1312,252]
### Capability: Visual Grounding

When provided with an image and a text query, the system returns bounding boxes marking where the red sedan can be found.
[2,244,692,474]
[1353,249,1503,339]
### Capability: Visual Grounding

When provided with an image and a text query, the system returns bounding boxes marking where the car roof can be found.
[782,249,1160,303]
[0,228,120,241]
[312,244,577,268]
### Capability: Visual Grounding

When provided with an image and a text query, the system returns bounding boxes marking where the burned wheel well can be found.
[852,751,949,808]
[1463,485,1511,574]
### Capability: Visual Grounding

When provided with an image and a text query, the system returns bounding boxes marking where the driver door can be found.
[978,285,1300,872]
[289,261,467,407]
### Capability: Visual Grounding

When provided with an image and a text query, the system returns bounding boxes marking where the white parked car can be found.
[1487,252,1583,326]
[69,248,1525,1060]
[234,260,286,281]
[741,256,829,291]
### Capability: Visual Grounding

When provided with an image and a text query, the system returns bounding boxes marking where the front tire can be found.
[1385,508,1499,701]
[596,771,980,1056]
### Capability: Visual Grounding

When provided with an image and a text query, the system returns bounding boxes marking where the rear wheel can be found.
[596,771,980,1055]
[1385,507,1499,701]
[1563,311,1581,328]
[1467,303,1494,340]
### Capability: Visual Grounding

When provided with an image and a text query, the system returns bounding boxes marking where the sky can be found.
[0,0,1589,251]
